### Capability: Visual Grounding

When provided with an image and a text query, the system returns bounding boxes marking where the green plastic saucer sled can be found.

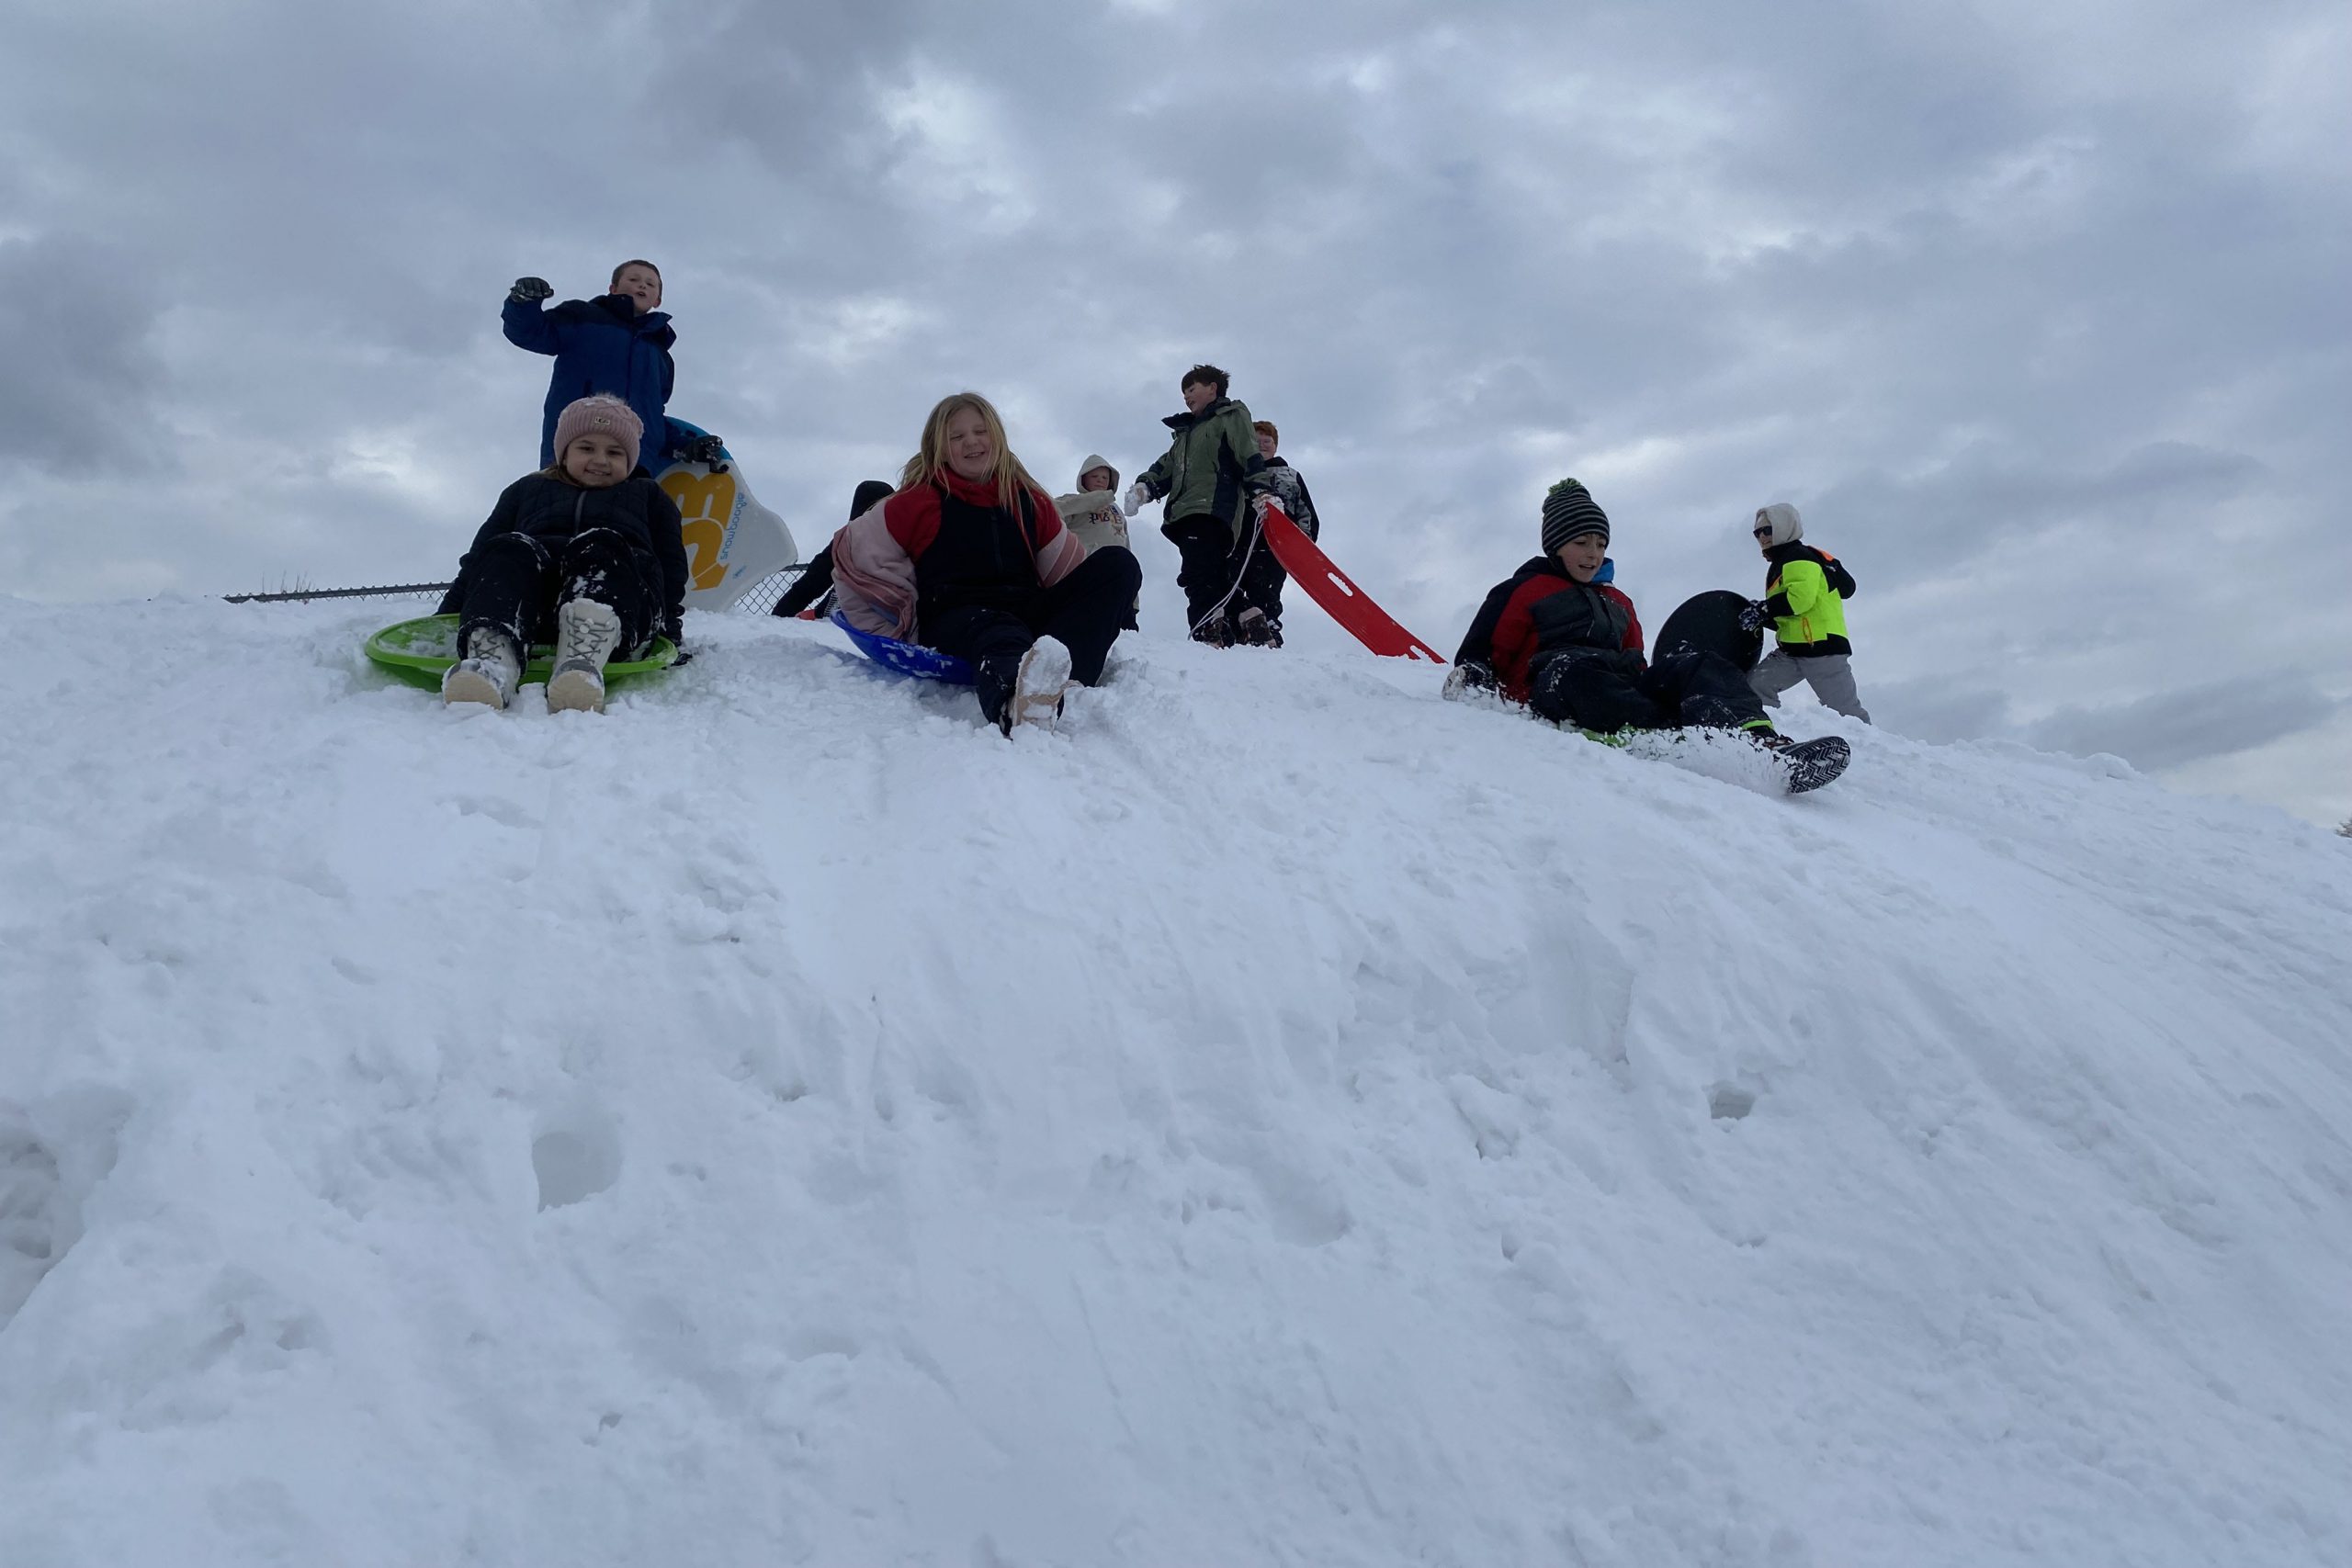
[364,614,679,694]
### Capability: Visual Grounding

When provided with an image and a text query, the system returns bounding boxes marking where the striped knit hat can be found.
[551,395,643,473]
[1541,479,1611,553]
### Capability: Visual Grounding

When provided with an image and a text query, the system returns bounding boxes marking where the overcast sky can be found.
[4,0,2345,823]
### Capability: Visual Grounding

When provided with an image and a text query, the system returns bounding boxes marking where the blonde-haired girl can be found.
[831,392,1143,734]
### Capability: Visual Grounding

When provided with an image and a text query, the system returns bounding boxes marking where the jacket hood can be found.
[554,295,675,340]
[1075,454,1120,491]
[1753,502,1803,546]
[1511,552,1617,588]
[1161,397,1235,430]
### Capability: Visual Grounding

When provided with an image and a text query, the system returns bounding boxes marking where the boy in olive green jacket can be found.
[1742,502,1871,721]
[1124,363,1274,645]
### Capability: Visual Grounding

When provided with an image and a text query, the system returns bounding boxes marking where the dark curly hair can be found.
[1182,363,1229,400]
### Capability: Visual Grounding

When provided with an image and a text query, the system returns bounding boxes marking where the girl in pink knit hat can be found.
[433,395,689,713]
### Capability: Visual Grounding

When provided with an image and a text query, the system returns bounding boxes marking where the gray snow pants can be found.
[1750,649,1871,722]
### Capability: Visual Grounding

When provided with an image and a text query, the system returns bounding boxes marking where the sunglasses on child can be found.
[1752,525,1773,537]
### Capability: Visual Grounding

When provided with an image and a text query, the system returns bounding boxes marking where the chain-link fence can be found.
[732,567,805,617]
[224,582,451,604]
[225,567,813,615]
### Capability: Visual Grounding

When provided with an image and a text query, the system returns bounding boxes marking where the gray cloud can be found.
[2022,680,2345,773]
[1868,680,2018,749]
[0,236,165,472]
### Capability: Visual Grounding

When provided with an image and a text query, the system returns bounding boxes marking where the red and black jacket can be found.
[882,475,1064,626]
[828,469,1086,641]
[1454,556,1645,703]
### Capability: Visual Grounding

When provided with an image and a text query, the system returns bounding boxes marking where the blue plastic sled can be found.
[831,613,974,684]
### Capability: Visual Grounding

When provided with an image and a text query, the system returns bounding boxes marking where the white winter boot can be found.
[1002,636,1077,734]
[442,627,523,709]
[546,598,623,714]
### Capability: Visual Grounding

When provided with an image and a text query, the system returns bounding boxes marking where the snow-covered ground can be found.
[3,592,2348,1568]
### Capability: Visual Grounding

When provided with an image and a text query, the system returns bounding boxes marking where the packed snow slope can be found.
[3,593,2350,1568]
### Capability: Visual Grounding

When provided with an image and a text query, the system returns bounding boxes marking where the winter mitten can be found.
[1122,481,1148,517]
[1442,660,1497,701]
[1736,600,1770,633]
[679,434,728,469]
[509,276,553,303]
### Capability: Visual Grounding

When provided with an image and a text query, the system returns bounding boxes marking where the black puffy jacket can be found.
[438,473,688,632]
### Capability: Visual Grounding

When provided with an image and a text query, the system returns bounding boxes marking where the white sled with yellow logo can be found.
[651,419,798,610]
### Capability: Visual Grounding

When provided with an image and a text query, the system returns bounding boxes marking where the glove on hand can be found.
[1442,660,1497,701]
[510,276,554,303]
[1122,481,1149,518]
[679,434,729,470]
[1736,601,1770,633]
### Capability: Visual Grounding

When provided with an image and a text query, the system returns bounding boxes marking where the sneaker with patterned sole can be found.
[1751,728,1850,793]
[1233,606,1283,648]
[1001,636,1076,735]
[1190,613,1233,649]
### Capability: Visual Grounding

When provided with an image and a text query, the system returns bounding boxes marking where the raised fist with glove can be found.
[509,276,554,303]
[1122,480,1150,518]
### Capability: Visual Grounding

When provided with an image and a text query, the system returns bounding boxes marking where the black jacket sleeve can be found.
[771,545,836,617]
[1290,471,1322,540]
[436,482,526,614]
[1453,577,1521,669]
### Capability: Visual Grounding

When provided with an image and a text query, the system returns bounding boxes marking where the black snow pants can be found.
[452,528,662,654]
[1528,644,1768,733]
[1233,529,1286,628]
[922,547,1144,725]
[1162,513,1249,631]
[1234,504,1316,628]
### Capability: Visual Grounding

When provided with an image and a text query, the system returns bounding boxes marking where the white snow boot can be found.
[441,627,522,709]
[546,598,623,715]
[1001,636,1076,735]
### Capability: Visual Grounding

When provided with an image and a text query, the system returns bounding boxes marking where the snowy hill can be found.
[3,593,2349,1568]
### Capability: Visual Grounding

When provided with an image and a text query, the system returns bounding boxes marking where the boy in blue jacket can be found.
[503,260,724,474]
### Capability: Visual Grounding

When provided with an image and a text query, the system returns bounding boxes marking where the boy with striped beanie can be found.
[1447,479,1791,747]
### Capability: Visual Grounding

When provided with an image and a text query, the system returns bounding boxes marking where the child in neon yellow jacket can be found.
[1741,502,1870,722]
